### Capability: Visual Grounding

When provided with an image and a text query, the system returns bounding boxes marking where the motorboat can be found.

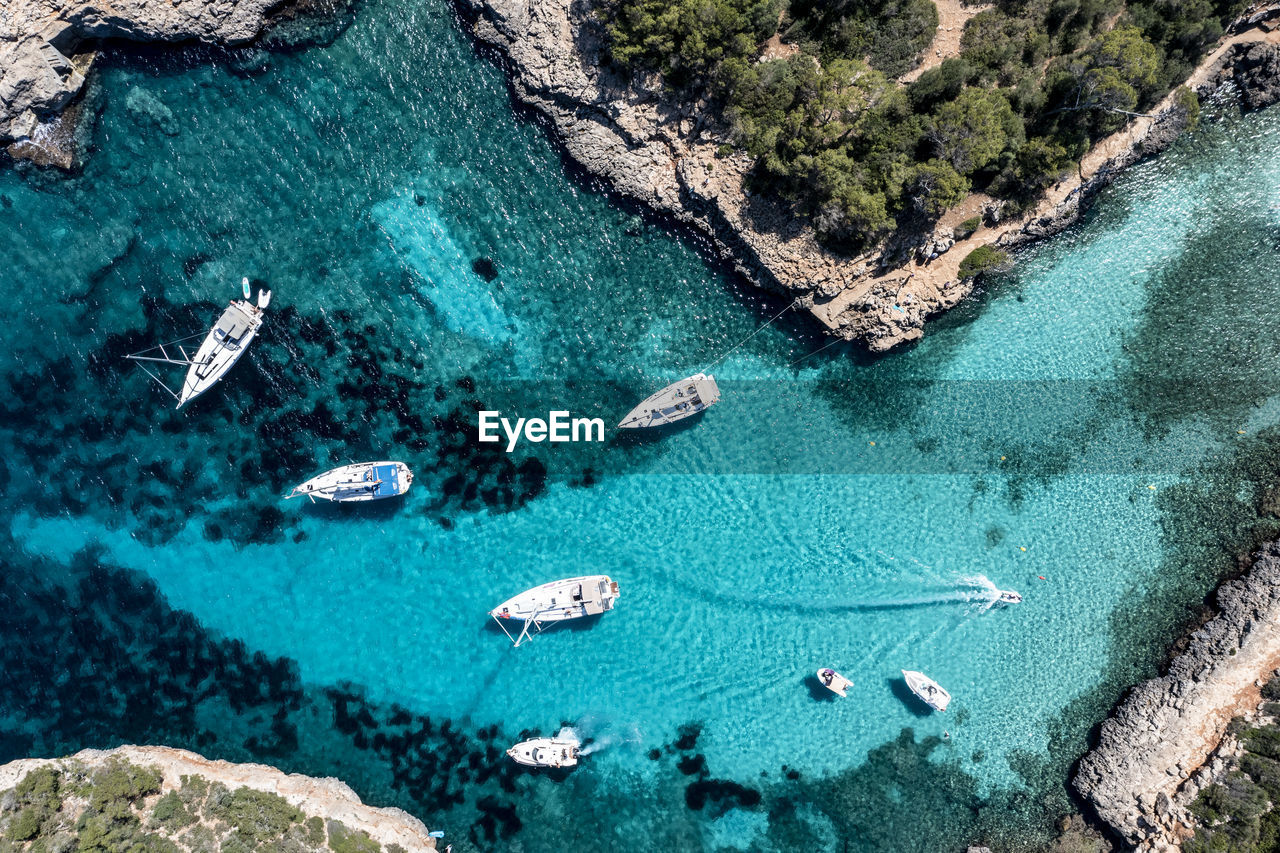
[996,589,1023,604]
[126,278,271,408]
[287,461,413,502]
[902,670,951,711]
[490,575,620,646]
[816,668,852,698]
[617,373,720,428]
[507,737,579,768]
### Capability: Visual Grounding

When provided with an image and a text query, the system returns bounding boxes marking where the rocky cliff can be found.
[458,0,1280,350]
[0,0,284,164]
[0,745,439,851]
[1073,542,1280,851]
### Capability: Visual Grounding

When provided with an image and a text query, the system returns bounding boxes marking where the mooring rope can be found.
[702,298,798,372]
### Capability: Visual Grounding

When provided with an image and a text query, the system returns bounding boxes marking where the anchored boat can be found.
[490,575,620,646]
[507,737,580,769]
[286,461,413,503]
[126,278,272,408]
[902,670,951,711]
[618,373,720,429]
[816,668,853,698]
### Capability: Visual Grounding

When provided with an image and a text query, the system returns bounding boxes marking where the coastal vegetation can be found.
[0,759,404,853]
[603,0,1238,249]
[1185,678,1280,852]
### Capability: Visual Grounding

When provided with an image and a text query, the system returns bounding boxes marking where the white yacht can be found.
[902,670,951,711]
[996,589,1023,604]
[126,279,271,408]
[816,668,852,698]
[507,737,580,768]
[618,373,720,428]
[490,575,620,646]
[287,461,413,503]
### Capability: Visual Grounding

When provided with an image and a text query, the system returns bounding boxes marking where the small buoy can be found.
[1000,456,1006,461]
[1148,485,1156,490]
[1019,546,1027,552]
[1037,575,1046,580]
[869,441,876,446]
[1238,430,1246,435]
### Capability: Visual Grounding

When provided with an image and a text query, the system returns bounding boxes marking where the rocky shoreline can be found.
[1073,541,1280,851]
[0,0,296,168]
[456,0,1280,350]
[0,744,439,850]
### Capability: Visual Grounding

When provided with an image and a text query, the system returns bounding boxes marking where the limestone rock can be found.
[1073,541,1280,848]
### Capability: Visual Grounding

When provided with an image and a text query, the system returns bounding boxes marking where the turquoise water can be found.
[5,2,1280,849]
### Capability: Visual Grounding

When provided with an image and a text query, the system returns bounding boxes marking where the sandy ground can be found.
[901,0,993,83]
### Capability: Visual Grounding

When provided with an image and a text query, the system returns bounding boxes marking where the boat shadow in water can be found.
[609,411,708,447]
[287,497,406,522]
[480,611,608,644]
[805,674,841,702]
[887,677,934,717]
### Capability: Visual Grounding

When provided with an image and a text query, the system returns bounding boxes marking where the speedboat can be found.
[507,737,579,768]
[996,589,1023,604]
[287,461,413,502]
[902,670,951,711]
[126,278,271,408]
[816,668,853,698]
[490,575,620,646]
[617,373,720,428]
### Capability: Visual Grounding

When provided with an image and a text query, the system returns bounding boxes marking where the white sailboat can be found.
[490,575,620,646]
[902,670,951,711]
[126,278,271,408]
[816,668,853,698]
[286,461,413,503]
[617,373,720,429]
[507,737,580,768]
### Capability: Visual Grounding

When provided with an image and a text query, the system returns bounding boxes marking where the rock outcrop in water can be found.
[0,745,439,851]
[0,0,283,165]
[1073,541,1280,850]
[458,0,1280,350]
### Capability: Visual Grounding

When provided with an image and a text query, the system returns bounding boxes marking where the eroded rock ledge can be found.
[1073,541,1280,851]
[458,0,1280,350]
[0,744,438,851]
[0,0,285,166]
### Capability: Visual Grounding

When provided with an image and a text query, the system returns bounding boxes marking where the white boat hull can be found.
[287,461,413,502]
[817,668,852,698]
[902,670,951,711]
[179,300,264,408]
[491,575,619,623]
[507,737,579,768]
[618,373,720,428]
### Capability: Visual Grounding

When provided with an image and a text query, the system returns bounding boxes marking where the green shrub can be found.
[305,815,326,846]
[149,791,196,834]
[958,245,1009,279]
[16,768,61,807]
[9,806,48,841]
[87,760,162,817]
[327,821,382,853]
[206,787,303,843]
[954,216,981,239]
[178,775,209,809]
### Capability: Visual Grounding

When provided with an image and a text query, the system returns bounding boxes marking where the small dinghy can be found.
[902,670,951,711]
[490,575,620,646]
[817,668,853,698]
[996,589,1023,604]
[127,279,271,409]
[507,737,580,769]
[618,373,720,429]
[286,461,413,503]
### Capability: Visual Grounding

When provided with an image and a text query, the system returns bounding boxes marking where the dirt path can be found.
[900,0,992,83]
[811,25,1280,333]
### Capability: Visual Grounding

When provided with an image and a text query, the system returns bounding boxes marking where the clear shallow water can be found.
[5,2,1280,850]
